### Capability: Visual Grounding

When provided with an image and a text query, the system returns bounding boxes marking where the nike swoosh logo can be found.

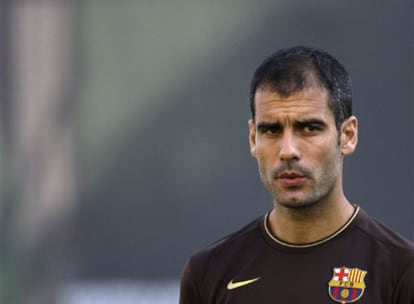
[227,277,261,290]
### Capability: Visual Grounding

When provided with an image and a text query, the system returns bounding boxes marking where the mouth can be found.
[278,171,304,178]
[277,171,307,187]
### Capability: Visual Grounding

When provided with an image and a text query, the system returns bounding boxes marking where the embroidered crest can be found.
[328,266,367,303]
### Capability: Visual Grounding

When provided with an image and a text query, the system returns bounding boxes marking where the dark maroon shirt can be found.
[180,207,414,304]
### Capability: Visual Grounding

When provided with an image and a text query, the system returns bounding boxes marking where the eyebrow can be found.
[256,121,283,130]
[294,118,328,128]
[256,118,328,130]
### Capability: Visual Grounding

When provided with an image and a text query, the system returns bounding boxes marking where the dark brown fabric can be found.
[180,207,414,304]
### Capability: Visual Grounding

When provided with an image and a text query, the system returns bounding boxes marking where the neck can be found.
[268,195,355,244]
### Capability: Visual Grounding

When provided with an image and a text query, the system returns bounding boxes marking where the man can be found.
[179,46,414,303]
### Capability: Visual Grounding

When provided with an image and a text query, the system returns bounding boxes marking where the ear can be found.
[340,116,358,155]
[248,119,257,158]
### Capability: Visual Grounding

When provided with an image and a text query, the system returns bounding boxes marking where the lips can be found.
[279,171,304,178]
[277,171,307,187]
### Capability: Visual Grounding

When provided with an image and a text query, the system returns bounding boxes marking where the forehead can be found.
[254,87,334,122]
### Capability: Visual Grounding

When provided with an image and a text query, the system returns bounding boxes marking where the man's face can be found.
[249,87,355,209]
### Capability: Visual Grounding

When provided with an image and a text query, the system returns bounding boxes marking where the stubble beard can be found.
[270,169,338,210]
[258,152,342,211]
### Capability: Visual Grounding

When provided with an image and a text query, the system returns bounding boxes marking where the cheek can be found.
[255,151,272,173]
[255,152,266,170]
[319,147,342,171]
[255,145,276,165]
[306,143,340,171]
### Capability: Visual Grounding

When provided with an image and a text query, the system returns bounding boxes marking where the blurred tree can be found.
[1,1,80,303]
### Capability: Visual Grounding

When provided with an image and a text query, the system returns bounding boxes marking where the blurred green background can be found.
[1,1,413,303]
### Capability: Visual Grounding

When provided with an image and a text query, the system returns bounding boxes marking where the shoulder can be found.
[352,207,414,273]
[353,209,414,303]
[353,208,414,255]
[185,215,264,277]
[180,215,265,303]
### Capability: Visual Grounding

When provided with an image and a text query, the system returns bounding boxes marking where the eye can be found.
[258,124,282,135]
[295,119,327,134]
[265,126,280,134]
[304,125,320,132]
[301,124,323,135]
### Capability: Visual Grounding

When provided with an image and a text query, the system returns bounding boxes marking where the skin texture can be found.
[249,86,358,244]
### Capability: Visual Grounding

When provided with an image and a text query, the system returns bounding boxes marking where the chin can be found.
[277,198,319,210]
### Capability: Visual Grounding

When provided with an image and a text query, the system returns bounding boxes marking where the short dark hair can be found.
[249,46,352,130]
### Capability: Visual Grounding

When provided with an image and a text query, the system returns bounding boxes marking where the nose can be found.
[279,131,300,162]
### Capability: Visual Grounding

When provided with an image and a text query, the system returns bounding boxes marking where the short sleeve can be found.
[179,260,201,304]
[393,259,414,304]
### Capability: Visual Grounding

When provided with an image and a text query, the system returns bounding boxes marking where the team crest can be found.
[328,266,367,303]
